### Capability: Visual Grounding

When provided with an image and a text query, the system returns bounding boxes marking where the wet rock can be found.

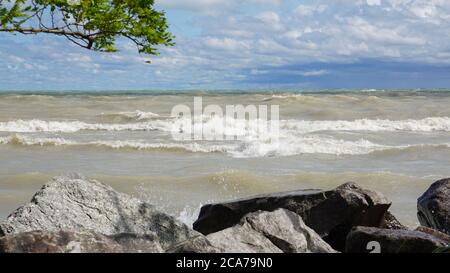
[415,226,450,243]
[381,211,408,230]
[418,178,450,235]
[0,174,198,248]
[345,226,449,253]
[193,182,391,251]
[0,230,163,253]
[173,209,337,253]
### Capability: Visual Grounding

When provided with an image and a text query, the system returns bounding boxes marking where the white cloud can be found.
[2,0,450,89]
[158,0,282,13]
[256,11,280,24]
[204,37,251,51]
[294,4,327,17]
[366,0,382,6]
[344,16,426,45]
[300,70,329,77]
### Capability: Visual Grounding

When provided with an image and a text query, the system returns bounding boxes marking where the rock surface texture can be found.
[345,226,449,253]
[171,209,337,253]
[0,230,163,253]
[417,178,450,235]
[0,174,197,248]
[193,183,391,251]
[381,211,408,230]
[415,226,450,243]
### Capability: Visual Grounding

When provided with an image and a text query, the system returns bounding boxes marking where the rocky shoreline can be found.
[0,174,449,253]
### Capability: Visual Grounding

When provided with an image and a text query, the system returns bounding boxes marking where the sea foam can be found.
[2,133,449,158]
[1,117,450,133]
[1,117,450,158]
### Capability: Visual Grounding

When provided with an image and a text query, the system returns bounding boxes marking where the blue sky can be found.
[1,0,450,91]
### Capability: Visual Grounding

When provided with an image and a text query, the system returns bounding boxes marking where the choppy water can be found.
[1,90,450,227]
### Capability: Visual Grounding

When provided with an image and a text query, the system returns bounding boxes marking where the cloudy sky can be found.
[1,0,450,91]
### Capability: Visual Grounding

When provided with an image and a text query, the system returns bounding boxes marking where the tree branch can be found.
[0,27,96,49]
[0,27,89,38]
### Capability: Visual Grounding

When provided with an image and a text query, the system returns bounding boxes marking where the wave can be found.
[280,117,450,133]
[230,137,386,157]
[0,134,73,146]
[264,94,305,100]
[99,110,161,121]
[1,117,450,134]
[0,119,171,133]
[0,134,233,153]
[263,93,361,103]
[2,134,449,158]
[1,116,450,158]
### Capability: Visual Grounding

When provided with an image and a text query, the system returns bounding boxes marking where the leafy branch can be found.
[0,0,175,55]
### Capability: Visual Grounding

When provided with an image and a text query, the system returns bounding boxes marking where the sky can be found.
[1,0,450,91]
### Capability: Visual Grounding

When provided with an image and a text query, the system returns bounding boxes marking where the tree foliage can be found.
[0,0,174,55]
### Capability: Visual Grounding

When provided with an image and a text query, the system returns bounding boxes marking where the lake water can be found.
[1,90,450,227]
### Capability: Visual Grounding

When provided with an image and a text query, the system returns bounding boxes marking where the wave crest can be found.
[2,134,449,157]
[99,110,161,121]
[2,117,450,134]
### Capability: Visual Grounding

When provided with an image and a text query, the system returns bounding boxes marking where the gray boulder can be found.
[167,236,222,253]
[171,209,337,253]
[345,226,449,253]
[0,174,197,248]
[0,230,162,253]
[418,178,450,235]
[193,182,391,251]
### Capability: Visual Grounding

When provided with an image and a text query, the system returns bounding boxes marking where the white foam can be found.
[280,117,450,133]
[271,94,304,99]
[2,117,450,134]
[2,117,450,158]
[0,134,73,146]
[0,119,170,133]
[0,134,234,153]
[230,137,389,157]
[116,110,160,120]
[3,133,448,158]
[176,205,203,227]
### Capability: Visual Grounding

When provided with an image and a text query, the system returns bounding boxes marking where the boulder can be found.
[193,182,391,251]
[345,226,449,253]
[171,209,337,253]
[167,236,222,253]
[0,230,162,253]
[418,178,450,235]
[0,174,198,248]
[415,226,450,243]
[381,211,408,230]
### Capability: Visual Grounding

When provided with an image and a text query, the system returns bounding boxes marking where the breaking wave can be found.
[0,134,231,154]
[280,117,450,133]
[99,110,161,121]
[0,119,171,133]
[1,117,450,134]
[1,134,449,158]
[1,116,450,158]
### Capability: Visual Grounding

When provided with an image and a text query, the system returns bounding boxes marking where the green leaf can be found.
[0,0,174,56]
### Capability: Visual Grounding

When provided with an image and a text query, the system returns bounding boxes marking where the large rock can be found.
[0,174,197,248]
[170,209,337,253]
[345,226,449,253]
[193,183,391,251]
[416,226,450,243]
[0,230,162,253]
[381,211,408,230]
[418,178,450,235]
[167,236,222,253]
